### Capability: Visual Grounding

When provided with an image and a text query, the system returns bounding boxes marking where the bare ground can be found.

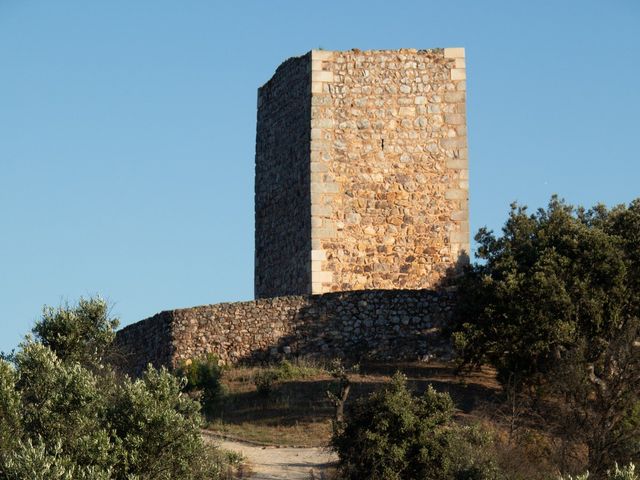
[203,432,337,480]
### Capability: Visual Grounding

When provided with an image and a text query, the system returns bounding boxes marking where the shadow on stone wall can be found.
[114,252,471,375]
[239,288,455,365]
[241,250,470,365]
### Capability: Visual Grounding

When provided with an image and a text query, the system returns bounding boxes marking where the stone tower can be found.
[255,48,469,298]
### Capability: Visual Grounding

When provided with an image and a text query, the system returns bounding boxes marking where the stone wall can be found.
[254,48,469,298]
[255,53,312,298]
[115,289,454,375]
[310,48,469,293]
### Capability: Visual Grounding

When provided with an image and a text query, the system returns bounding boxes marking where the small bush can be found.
[275,359,324,379]
[177,354,225,415]
[252,359,324,396]
[331,372,501,480]
[254,369,279,396]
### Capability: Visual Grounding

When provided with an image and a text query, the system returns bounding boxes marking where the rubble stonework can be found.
[255,48,469,297]
[115,289,454,374]
[255,54,312,297]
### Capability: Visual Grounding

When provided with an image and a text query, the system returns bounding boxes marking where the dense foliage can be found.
[176,353,225,415]
[452,197,640,475]
[31,297,118,367]
[0,297,233,480]
[331,372,500,480]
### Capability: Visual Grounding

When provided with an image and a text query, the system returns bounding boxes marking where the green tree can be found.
[452,197,640,476]
[0,297,232,480]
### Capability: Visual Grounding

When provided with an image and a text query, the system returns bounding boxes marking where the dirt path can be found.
[203,433,337,479]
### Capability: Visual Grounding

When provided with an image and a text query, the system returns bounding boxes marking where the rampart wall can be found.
[115,289,454,375]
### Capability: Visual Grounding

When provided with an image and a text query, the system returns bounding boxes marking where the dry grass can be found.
[205,360,500,447]
[204,360,584,478]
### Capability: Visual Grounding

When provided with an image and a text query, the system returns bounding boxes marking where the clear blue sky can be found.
[1,0,638,353]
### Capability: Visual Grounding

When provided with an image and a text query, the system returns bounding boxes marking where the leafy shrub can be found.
[254,369,279,396]
[32,296,118,367]
[252,359,324,396]
[331,372,501,480]
[177,353,225,415]
[3,439,112,480]
[0,297,234,480]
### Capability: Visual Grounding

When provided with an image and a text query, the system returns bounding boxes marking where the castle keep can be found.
[256,48,469,298]
[117,48,469,371]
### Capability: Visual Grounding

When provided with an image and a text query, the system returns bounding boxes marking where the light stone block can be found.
[314,271,333,283]
[310,171,330,183]
[455,58,466,68]
[314,70,334,82]
[446,159,468,169]
[451,69,466,81]
[311,250,327,261]
[444,47,465,59]
[311,82,323,93]
[450,210,468,221]
[440,137,467,149]
[311,49,334,61]
[312,118,335,128]
[450,231,469,243]
[444,91,466,103]
[312,225,337,239]
[445,113,465,125]
[310,162,329,173]
[311,182,339,194]
[310,140,329,151]
[311,204,332,216]
[445,189,468,200]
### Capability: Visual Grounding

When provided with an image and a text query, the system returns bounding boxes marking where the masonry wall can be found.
[115,289,454,375]
[254,48,469,298]
[309,48,469,294]
[255,53,312,298]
